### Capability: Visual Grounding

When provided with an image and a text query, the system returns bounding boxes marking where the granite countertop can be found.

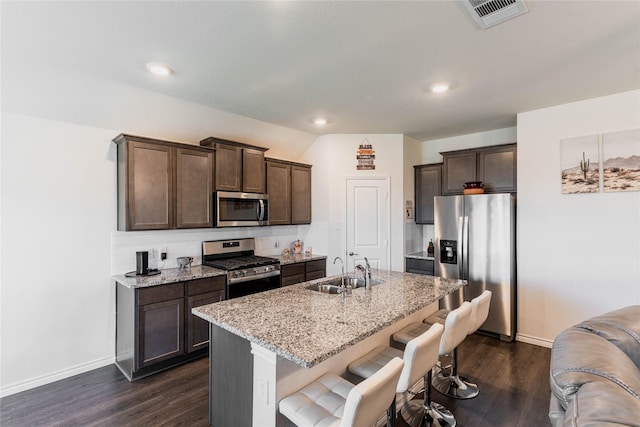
[406,251,435,260]
[112,265,227,289]
[193,270,465,368]
[265,253,327,265]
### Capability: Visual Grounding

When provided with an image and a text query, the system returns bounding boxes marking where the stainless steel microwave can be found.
[215,191,269,227]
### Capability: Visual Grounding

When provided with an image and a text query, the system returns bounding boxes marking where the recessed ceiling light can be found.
[430,83,451,94]
[146,62,174,76]
[312,117,328,126]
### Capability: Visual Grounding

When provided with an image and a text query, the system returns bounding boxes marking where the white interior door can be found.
[345,178,390,272]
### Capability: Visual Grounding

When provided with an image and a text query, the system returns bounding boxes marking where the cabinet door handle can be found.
[348,251,358,256]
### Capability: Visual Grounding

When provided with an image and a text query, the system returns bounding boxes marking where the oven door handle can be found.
[228,269,280,284]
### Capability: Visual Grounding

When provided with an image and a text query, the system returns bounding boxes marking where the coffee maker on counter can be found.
[124,251,161,277]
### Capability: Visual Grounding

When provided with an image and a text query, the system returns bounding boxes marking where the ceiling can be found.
[2,1,639,141]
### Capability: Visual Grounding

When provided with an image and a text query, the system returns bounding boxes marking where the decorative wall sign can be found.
[356,139,376,170]
[560,135,599,194]
[602,128,640,193]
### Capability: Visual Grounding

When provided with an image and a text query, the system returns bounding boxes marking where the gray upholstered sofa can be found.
[549,305,640,426]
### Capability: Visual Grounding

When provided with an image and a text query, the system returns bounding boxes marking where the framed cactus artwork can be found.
[602,128,640,193]
[560,134,600,194]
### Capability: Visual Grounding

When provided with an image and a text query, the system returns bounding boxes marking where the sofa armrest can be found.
[576,305,640,369]
[562,381,640,427]
[550,329,640,409]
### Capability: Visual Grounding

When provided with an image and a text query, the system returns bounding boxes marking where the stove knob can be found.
[234,271,241,278]
[266,266,273,272]
[253,268,259,274]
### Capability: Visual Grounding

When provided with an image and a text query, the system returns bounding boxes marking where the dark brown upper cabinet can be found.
[441,143,517,195]
[265,158,312,225]
[291,164,312,224]
[414,163,442,224]
[214,143,242,192]
[114,134,214,231]
[176,148,214,229]
[477,144,517,193]
[200,137,267,193]
[266,159,292,225]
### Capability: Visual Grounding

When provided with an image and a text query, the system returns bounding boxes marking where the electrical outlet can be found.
[159,246,167,261]
[275,239,280,248]
[258,377,269,404]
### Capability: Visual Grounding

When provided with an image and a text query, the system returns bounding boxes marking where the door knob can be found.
[348,251,358,256]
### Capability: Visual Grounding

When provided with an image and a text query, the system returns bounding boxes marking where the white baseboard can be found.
[516,333,553,348]
[0,356,115,398]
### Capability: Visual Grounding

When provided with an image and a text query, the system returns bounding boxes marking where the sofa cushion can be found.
[575,305,640,369]
[550,329,640,409]
[562,381,640,427]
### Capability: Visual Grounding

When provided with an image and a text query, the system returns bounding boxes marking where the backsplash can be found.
[111,226,297,274]
[403,222,435,255]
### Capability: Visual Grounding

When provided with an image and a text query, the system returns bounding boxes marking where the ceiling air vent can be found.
[463,0,528,29]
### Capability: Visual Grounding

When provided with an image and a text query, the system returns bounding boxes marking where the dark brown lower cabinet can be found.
[116,275,225,381]
[187,279,225,352]
[138,298,185,367]
[405,258,434,275]
[280,258,327,286]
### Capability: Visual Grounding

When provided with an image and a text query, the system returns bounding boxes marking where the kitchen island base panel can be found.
[209,325,253,427]
[209,302,438,427]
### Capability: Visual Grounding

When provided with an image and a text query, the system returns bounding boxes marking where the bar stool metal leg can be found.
[431,347,479,399]
[387,395,397,427]
[400,370,456,427]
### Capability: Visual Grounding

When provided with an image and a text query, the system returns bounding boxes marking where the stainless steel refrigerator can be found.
[434,194,516,341]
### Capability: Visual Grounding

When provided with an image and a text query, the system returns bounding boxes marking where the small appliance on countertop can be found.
[124,251,161,277]
[176,256,194,269]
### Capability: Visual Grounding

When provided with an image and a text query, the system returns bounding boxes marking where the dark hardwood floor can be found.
[1,334,550,427]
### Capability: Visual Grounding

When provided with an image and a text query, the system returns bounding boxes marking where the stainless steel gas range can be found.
[202,238,280,299]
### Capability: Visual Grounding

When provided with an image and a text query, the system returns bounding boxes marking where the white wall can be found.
[0,106,318,397]
[1,113,118,396]
[517,90,640,346]
[301,134,407,275]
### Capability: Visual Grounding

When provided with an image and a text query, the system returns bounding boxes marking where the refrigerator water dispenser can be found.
[440,240,457,264]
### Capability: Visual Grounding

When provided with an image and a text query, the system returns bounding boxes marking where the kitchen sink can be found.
[349,278,385,288]
[306,283,344,294]
[306,278,385,294]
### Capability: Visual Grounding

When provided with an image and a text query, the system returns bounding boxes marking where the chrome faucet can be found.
[355,258,372,289]
[333,257,345,292]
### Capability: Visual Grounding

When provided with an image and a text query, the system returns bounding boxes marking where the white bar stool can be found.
[348,323,456,427]
[429,291,491,400]
[393,302,473,399]
[278,357,404,427]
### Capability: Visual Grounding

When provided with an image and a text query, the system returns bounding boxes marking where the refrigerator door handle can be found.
[462,215,470,280]
[458,216,464,279]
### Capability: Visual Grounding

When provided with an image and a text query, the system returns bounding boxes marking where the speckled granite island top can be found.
[193,270,465,368]
[112,265,227,289]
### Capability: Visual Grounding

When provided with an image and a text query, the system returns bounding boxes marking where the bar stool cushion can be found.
[279,358,404,427]
[348,346,403,382]
[349,323,444,393]
[392,322,431,345]
[279,373,352,427]
[424,308,449,326]
[438,301,472,355]
[342,357,404,426]
[468,290,492,335]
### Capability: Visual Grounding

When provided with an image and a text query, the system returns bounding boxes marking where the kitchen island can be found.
[193,269,465,427]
